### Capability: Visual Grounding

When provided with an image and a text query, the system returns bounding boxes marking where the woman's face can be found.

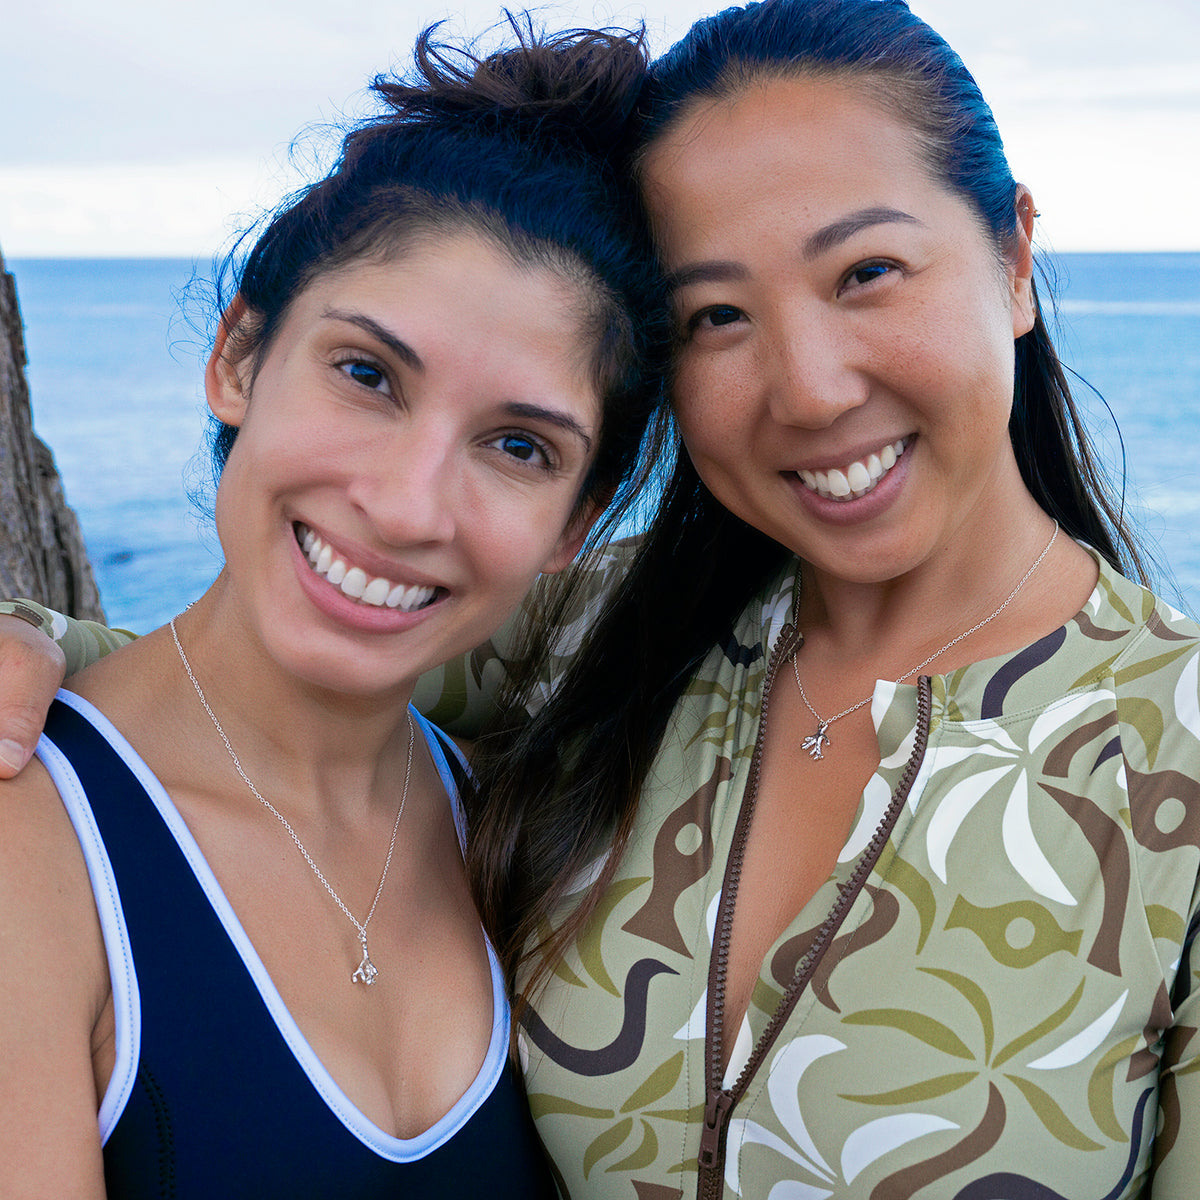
[207,229,603,697]
[640,74,1036,585]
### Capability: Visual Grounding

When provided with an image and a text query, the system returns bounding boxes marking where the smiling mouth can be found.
[295,524,442,612]
[796,437,910,501]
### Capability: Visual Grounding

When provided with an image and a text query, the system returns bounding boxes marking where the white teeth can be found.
[827,468,851,498]
[797,438,908,502]
[362,577,390,606]
[296,525,438,612]
[339,566,367,599]
[846,461,871,492]
[386,583,438,611]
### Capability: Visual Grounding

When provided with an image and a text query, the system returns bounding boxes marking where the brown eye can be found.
[501,435,539,461]
[706,306,743,327]
[842,262,895,293]
[685,304,745,336]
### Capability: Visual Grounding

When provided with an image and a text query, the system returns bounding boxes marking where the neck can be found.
[796,504,1063,678]
[166,582,419,818]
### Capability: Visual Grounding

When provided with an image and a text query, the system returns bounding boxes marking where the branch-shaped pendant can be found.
[802,720,831,761]
[351,934,379,985]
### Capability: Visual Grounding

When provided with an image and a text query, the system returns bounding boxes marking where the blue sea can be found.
[8,253,1200,632]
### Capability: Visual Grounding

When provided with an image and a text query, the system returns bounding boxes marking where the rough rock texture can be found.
[0,244,105,619]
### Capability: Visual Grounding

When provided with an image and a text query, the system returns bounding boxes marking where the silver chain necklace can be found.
[792,522,1059,761]
[170,615,414,985]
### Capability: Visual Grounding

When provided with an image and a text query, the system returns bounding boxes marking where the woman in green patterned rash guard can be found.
[2,1,1199,1196]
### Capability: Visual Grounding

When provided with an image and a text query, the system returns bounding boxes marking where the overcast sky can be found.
[2,0,1197,256]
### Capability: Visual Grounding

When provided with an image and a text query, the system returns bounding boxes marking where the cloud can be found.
[3,0,1198,254]
[0,161,276,258]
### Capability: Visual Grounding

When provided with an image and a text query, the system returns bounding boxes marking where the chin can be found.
[265,625,416,700]
[798,531,933,587]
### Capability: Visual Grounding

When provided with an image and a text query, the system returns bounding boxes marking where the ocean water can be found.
[8,252,1200,632]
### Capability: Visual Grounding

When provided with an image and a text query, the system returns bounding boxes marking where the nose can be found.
[763,309,869,429]
[347,418,459,546]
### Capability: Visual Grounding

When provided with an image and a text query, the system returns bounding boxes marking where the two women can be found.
[3,0,1198,1196]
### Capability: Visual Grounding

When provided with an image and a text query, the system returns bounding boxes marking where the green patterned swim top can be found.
[514,551,1200,1199]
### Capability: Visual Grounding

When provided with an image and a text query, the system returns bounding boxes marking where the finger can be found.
[0,617,68,779]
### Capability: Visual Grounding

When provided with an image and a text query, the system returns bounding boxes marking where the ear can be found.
[1009,185,1038,338]
[540,497,607,575]
[204,295,252,427]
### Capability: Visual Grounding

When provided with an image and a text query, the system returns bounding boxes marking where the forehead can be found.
[640,74,940,252]
[646,71,919,168]
[306,231,588,338]
[284,231,602,403]
[318,227,588,315]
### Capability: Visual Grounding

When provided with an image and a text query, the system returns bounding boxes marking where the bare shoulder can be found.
[0,758,109,1195]
[0,755,105,939]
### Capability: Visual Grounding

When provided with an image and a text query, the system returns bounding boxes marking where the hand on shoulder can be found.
[0,610,67,777]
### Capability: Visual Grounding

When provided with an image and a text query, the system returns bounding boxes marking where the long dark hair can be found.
[470,0,1153,1001]
[205,17,670,528]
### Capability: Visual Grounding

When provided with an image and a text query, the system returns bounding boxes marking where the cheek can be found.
[675,410,756,494]
[673,357,756,460]
[672,396,719,470]
[956,274,1023,386]
[953,320,1018,433]
[211,436,254,544]
[463,491,580,586]
[901,294,1015,418]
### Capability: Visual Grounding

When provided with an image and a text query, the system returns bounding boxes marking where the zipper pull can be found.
[698,1087,735,1169]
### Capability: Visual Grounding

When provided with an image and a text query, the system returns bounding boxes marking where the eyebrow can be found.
[321,308,424,372]
[503,402,594,453]
[666,261,749,294]
[802,207,922,260]
[667,207,923,292]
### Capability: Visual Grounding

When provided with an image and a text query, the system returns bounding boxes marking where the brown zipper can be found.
[696,633,932,1200]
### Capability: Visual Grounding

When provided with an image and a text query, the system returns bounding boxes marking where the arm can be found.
[0,601,133,778]
[1148,914,1200,1195]
[0,533,636,762]
[0,762,110,1196]
[1141,630,1200,1195]
[0,587,510,774]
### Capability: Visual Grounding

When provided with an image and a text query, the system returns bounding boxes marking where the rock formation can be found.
[0,244,105,619]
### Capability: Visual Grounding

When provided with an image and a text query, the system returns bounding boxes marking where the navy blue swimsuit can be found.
[39,693,556,1199]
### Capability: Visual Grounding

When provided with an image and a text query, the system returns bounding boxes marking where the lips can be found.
[295,524,440,612]
[796,437,909,501]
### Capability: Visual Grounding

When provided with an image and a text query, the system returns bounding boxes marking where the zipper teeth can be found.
[706,620,802,1093]
[697,670,934,1200]
[727,673,933,1096]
